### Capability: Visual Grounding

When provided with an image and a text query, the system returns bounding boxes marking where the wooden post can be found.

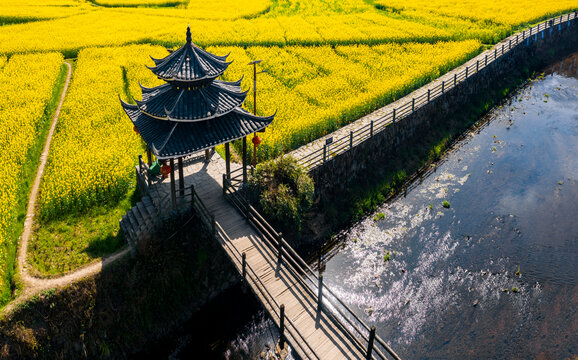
[225,142,231,179]
[323,144,327,163]
[370,120,374,137]
[146,147,152,166]
[318,247,322,272]
[170,158,176,209]
[178,157,184,197]
[242,137,247,183]
[476,60,479,73]
[485,54,488,66]
[454,74,456,87]
[205,149,210,161]
[392,108,396,124]
[242,252,246,278]
[279,304,285,339]
[138,154,143,176]
[412,97,415,111]
[465,66,468,79]
[277,238,283,264]
[349,131,353,149]
[427,89,430,102]
[441,80,444,93]
[222,174,227,196]
[317,275,323,310]
[366,326,376,359]
[137,155,143,193]
[509,39,512,49]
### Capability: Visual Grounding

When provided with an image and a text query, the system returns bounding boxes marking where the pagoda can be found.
[121,26,274,200]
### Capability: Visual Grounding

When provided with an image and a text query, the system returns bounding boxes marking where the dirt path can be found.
[4,60,129,315]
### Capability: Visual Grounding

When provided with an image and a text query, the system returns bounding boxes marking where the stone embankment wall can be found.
[292,14,578,196]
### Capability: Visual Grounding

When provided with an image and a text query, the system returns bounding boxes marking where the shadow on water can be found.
[138,284,299,359]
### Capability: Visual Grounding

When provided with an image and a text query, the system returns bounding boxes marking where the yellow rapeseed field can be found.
[0,52,63,298]
[108,0,271,20]
[39,45,165,219]
[0,0,575,284]
[375,0,578,26]
[0,0,91,23]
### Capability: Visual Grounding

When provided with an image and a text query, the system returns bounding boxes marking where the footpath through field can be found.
[5,61,130,315]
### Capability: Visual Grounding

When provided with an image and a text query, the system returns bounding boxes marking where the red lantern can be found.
[252,135,262,146]
[133,125,139,135]
[160,164,172,178]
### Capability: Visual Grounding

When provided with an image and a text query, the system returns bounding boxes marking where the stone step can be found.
[136,200,150,219]
[120,215,135,248]
[134,202,152,232]
[120,196,165,254]
[142,196,157,218]
[126,210,141,239]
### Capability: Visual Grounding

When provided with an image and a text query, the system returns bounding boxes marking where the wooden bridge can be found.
[127,155,400,360]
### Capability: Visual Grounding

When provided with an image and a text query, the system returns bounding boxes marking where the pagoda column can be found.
[242,137,248,183]
[170,158,176,209]
[225,142,231,179]
[178,157,185,197]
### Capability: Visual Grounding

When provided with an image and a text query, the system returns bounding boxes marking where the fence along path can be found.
[292,13,578,170]
[138,159,400,359]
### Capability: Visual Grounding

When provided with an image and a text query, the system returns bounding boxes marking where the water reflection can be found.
[323,57,578,358]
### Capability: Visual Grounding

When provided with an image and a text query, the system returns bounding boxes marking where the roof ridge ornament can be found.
[186,24,192,45]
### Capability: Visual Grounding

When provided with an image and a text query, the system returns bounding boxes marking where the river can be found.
[160,53,578,359]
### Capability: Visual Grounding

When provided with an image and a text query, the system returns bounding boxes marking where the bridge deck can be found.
[149,153,367,359]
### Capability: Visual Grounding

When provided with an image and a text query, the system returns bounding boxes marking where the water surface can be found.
[322,56,578,359]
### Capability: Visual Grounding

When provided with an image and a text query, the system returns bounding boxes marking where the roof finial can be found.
[186,24,191,45]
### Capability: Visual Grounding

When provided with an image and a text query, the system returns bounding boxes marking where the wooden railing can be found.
[298,12,578,170]
[221,170,401,360]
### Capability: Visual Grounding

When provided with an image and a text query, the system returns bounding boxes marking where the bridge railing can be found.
[214,221,322,359]
[222,172,401,360]
[188,175,321,358]
[298,12,577,171]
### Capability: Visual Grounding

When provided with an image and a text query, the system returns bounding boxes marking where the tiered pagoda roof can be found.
[121,26,274,160]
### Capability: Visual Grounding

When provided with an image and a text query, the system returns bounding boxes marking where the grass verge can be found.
[27,190,137,276]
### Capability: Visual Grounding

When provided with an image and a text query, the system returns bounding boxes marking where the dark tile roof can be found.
[148,26,230,83]
[135,79,247,121]
[122,102,273,159]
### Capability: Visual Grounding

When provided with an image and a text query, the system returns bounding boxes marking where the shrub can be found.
[248,156,314,232]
